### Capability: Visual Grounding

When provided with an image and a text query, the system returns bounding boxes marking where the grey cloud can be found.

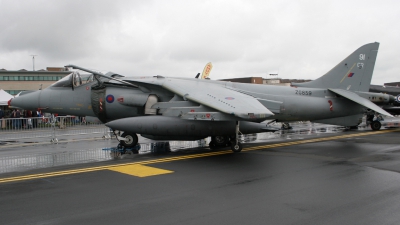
[0,0,399,84]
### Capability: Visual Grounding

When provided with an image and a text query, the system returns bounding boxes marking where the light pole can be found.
[30,55,37,71]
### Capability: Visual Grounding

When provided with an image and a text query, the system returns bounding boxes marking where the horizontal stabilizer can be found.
[329,89,393,117]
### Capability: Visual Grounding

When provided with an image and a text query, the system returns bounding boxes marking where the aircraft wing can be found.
[128,77,274,120]
[329,88,393,117]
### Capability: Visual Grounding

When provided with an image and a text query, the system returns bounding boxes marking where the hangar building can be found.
[0,67,71,96]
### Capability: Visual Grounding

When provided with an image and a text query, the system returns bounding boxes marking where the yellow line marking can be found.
[340,63,356,83]
[108,164,173,177]
[0,129,398,183]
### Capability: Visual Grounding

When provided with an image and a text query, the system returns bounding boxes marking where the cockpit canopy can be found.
[50,71,94,88]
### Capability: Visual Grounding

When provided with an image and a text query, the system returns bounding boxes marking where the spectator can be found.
[15,109,21,129]
[0,108,4,129]
[22,110,27,128]
[31,110,38,128]
[10,109,16,129]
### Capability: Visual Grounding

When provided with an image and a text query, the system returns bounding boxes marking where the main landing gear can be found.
[209,121,243,153]
[209,136,230,150]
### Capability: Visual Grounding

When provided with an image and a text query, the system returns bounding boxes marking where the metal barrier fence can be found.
[0,116,109,142]
[0,140,208,173]
[0,149,112,173]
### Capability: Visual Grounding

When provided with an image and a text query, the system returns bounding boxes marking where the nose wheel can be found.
[116,132,139,147]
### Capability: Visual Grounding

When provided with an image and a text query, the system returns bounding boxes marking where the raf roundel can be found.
[106,95,115,103]
[396,94,400,103]
[225,97,235,100]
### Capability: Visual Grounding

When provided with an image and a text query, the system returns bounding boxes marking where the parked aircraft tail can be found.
[292,42,379,92]
[201,62,213,79]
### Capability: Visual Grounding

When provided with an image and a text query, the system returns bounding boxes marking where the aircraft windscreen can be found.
[50,74,73,87]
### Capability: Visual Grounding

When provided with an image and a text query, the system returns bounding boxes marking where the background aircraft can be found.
[10,42,393,152]
[368,84,400,115]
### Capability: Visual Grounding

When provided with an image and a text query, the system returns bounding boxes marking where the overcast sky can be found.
[0,0,399,84]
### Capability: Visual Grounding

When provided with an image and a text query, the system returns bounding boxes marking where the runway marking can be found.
[108,164,173,177]
[0,129,398,184]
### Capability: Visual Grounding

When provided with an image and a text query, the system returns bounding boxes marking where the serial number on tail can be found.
[295,90,312,96]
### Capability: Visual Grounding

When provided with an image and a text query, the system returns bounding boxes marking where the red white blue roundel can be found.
[106,95,114,103]
[396,94,400,103]
[225,97,235,100]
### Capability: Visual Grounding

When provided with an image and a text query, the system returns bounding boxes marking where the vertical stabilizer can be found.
[201,62,213,79]
[292,42,379,92]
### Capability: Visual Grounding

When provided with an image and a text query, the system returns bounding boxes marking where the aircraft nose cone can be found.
[10,91,41,110]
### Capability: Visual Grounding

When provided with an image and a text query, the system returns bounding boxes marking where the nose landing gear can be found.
[114,131,139,147]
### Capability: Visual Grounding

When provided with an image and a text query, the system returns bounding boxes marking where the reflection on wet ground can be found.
[1,118,399,174]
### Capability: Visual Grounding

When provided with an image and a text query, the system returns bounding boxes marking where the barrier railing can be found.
[0,116,109,142]
[0,140,209,173]
[0,149,112,174]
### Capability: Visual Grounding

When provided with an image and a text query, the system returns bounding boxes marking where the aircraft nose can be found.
[10,91,41,110]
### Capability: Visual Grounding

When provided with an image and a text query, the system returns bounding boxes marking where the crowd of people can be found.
[0,109,40,129]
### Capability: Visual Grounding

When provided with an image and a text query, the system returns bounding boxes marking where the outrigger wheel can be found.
[370,121,381,131]
[230,121,243,153]
[231,141,243,153]
[120,132,138,147]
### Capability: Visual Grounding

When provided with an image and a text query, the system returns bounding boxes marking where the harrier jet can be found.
[10,42,393,152]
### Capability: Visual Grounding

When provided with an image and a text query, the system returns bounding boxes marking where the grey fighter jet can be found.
[10,42,393,152]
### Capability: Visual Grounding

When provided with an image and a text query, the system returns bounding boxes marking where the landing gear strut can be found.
[230,121,243,153]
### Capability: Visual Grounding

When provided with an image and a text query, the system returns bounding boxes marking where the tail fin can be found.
[201,62,213,79]
[292,42,379,92]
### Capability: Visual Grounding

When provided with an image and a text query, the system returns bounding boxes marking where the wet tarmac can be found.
[0,121,352,173]
[0,119,400,224]
[0,118,398,174]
